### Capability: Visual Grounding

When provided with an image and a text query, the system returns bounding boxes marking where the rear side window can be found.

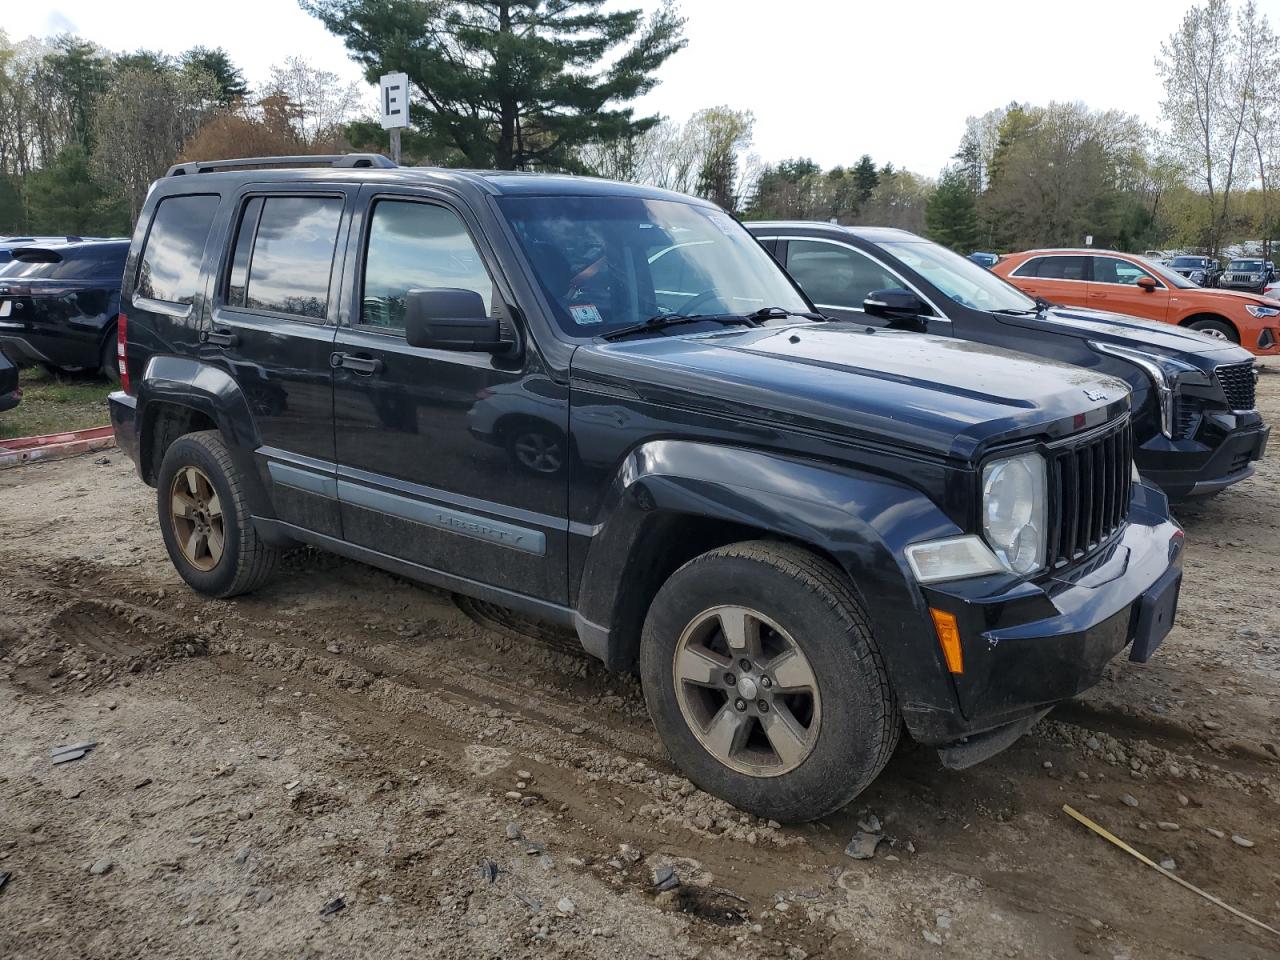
[137,194,221,304]
[226,196,343,320]
[1012,255,1089,281]
[0,244,127,281]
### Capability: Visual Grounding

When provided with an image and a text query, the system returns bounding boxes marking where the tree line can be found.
[2,0,1277,259]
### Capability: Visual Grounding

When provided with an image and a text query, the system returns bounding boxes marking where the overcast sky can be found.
[10,0,1280,176]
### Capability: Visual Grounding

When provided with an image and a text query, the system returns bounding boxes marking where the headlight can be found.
[982,452,1047,576]
[1245,304,1279,319]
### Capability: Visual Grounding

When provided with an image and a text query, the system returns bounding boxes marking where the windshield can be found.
[1143,259,1200,289]
[497,196,808,336]
[1171,256,1207,268]
[1228,260,1265,271]
[876,239,1037,312]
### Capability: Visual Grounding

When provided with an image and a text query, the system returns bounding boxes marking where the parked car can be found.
[992,248,1280,355]
[0,349,19,412]
[0,236,93,264]
[110,154,1183,822]
[967,251,999,268]
[748,225,1269,500]
[0,238,128,379]
[1167,255,1222,287]
[1219,257,1276,294]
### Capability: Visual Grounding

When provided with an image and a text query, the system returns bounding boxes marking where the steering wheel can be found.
[671,289,727,316]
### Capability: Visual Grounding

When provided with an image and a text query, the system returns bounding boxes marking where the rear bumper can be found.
[108,390,140,474]
[1138,417,1268,499]
[0,330,100,370]
[906,483,1183,747]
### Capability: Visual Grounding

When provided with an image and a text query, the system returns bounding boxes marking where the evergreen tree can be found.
[302,0,686,170]
[43,36,112,153]
[23,146,126,235]
[925,168,980,252]
[852,154,879,205]
[181,47,249,106]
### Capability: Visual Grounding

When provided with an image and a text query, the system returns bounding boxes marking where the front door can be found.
[783,237,952,333]
[330,186,569,604]
[203,184,354,537]
[1086,255,1171,322]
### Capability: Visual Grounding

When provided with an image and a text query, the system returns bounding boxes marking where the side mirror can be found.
[864,288,928,319]
[1136,276,1158,292]
[404,288,503,351]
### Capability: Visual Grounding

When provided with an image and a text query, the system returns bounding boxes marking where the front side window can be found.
[360,200,493,330]
[498,195,808,336]
[877,239,1037,312]
[787,240,902,310]
[137,194,221,304]
[1092,256,1161,287]
[227,195,343,320]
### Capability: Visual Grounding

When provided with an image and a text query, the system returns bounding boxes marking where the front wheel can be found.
[156,430,279,598]
[1188,318,1238,342]
[639,541,899,822]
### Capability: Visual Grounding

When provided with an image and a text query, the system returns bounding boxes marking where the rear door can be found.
[202,183,355,537]
[781,236,952,333]
[1087,255,1170,322]
[1007,254,1091,307]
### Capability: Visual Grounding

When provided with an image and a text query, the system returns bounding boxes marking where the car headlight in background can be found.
[1090,342,1207,440]
[1245,304,1279,319]
[981,452,1047,576]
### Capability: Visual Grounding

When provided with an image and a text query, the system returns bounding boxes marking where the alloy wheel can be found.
[169,466,225,572]
[672,605,821,777]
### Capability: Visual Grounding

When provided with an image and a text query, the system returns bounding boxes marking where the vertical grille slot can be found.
[1046,418,1132,569]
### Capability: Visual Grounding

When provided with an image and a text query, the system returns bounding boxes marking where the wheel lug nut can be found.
[758,700,769,712]
[760,676,772,689]
[724,673,736,686]
[739,658,751,672]
[734,698,747,712]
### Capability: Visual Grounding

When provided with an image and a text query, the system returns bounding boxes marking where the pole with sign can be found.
[379,72,410,164]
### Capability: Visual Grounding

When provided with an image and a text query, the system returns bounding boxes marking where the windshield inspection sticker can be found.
[570,303,604,326]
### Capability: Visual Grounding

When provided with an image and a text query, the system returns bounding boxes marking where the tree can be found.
[303,0,687,170]
[182,46,248,107]
[93,65,217,222]
[926,168,980,252]
[853,154,879,205]
[264,56,364,147]
[24,145,125,234]
[692,107,754,211]
[42,35,112,154]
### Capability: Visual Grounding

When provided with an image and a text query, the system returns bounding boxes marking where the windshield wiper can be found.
[749,306,827,322]
[601,313,762,342]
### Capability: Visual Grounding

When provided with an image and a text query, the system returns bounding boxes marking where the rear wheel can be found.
[639,541,898,822]
[99,330,119,384]
[1187,318,1238,343]
[157,431,278,598]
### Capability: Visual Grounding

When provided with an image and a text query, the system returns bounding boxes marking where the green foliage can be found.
[181,47,248,106]
[926,168,980,251]
[23,146,127,235]
[43,35,112,153]
[302,0,687,170]
[0,174,25,232]
[852,154,879,204]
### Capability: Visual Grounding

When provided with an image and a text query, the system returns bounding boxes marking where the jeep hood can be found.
[1015,305,1251,360]
[571,322,1130,462]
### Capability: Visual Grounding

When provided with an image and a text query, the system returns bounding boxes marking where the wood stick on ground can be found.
[1062,804,1278,939]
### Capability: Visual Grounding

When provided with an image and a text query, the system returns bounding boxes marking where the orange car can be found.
[993,248,1280,356]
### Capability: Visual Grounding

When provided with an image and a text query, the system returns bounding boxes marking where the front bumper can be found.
[906,482,1183,746]
[1138,414,1268,499]
[108,390,141,474]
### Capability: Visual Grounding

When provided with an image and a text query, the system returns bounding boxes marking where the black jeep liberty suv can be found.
[109,155,1184,822]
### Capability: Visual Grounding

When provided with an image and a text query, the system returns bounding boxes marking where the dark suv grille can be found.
[1216,361,1256,410]
[1045,418,1133,569]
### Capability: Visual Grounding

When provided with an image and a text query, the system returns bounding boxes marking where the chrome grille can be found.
[1045,418,1133,569]
[1216,361,1256,410]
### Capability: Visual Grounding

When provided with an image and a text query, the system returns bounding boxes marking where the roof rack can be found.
[165,154,396,177]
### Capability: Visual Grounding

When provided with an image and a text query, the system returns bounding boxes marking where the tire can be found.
[639,540,899,822]
[503,419,566,475]
[99,329,119,384]
[1188,318,1238,343]
[156,430,279,598]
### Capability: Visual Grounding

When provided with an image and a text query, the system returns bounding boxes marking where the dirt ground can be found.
[1,377,1278,960]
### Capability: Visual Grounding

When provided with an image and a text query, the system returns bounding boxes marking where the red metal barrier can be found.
[0,425,116,469]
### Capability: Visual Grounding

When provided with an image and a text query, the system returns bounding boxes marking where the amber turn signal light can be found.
[930,608,963,674]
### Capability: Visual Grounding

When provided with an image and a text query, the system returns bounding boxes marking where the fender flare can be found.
[135,355,276,523]
[573,439,967,725]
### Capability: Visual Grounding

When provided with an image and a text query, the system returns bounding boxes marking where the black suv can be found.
[1220,257,1276,294]
[109,156,1182,822]
[748,223,1268,500]
[0,239,129,379]
[1168,255,1223,287]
